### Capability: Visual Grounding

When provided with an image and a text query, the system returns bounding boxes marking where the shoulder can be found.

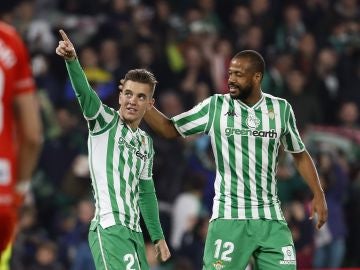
[102,104,118,117]
[263,93,290,107]
[188,94,219,109]
[0,22,23,46]
[0,22,17,37]
[210,94,230,104]
[0,23,28,66]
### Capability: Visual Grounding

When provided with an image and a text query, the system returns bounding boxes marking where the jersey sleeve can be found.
[139,135,154,180]
[138,180,164,242]
[281,102,305,153]
[13,34,36,95]
[65,59,117,134]
[171,96,214,137]
[138,135,164,241]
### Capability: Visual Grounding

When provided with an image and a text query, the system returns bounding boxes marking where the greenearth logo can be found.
[225,127,278,138]
[118,137,147,160]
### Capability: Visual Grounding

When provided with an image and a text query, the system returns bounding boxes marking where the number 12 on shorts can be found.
[214,239,234,262]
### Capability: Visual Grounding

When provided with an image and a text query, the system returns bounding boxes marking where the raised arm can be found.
[292,150,328,229]
[143,107,180,139]
[56,29,101,119]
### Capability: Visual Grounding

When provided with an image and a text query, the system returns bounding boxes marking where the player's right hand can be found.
[56,29,77,60]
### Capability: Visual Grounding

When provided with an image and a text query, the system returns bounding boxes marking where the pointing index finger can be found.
[59,29,71,43]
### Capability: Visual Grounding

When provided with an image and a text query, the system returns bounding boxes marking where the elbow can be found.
[163,128,180,139]
[152,122,180,139]
[163,121,180,139]
[163,132,179,139]
[29,136,43,154]
[33,134,43,150]
[23,130,43,152]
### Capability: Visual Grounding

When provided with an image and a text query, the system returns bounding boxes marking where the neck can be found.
[128,122,139,131]
[118,111,139,131]
[242,89,262,106]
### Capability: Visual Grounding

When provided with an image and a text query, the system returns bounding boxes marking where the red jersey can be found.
[0,22,35,206]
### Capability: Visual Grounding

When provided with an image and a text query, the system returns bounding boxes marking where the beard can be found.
[228,83,253,100]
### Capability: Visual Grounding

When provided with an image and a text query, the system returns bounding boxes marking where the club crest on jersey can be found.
[268,108,275,120]
[246,113,260,129]
[213,260,224,270]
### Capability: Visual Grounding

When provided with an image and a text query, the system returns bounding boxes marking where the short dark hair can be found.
[233,50,265,78]
[124,69,157,95]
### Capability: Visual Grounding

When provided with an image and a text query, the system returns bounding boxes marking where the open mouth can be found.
[228,84,239,93]
[126,108,137,113]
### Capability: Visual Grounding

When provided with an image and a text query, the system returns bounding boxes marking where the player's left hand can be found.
[310,191,328,229]
[154,239,171,262]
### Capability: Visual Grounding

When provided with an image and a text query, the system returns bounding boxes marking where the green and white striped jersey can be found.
[87,105,154,232]
[172,93,305,221]
[66,61,154,232]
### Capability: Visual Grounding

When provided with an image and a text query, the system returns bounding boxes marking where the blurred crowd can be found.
[5,0,360,269]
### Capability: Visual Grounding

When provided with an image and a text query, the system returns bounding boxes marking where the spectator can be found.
[313,151,348,268]
[28,240,63,270]
[170,173,205,250]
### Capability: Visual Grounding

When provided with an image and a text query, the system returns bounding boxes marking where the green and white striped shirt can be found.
[66,60,154,232]
[87,106,154,232]
[172,93,305,221]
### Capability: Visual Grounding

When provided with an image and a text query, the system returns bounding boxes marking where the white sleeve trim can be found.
[284,147,306,153]
[84,105,103,120]
[172,119,187,138]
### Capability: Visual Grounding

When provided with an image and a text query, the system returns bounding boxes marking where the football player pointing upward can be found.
[56,29,170,270]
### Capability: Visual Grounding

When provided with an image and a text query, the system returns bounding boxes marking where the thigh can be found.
[203,219,255,270]
[131,230,149,270]
[254,221,296,270]
[88,225,144,270]
[0,208,16,254]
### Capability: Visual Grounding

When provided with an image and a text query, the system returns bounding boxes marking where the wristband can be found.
[15,180,31,195]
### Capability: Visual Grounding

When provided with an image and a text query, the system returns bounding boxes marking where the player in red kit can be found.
[0,2,42,265]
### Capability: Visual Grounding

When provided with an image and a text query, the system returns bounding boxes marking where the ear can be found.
[118,91,122,105]
[147,98,155,110]
[254,72,262,83]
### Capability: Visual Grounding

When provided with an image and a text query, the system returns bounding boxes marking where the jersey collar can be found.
[118,111,139,134]
[235,92,265,110]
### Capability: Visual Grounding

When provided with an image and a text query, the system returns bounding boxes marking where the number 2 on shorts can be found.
[214,239,234,261]
[123,253,140,270]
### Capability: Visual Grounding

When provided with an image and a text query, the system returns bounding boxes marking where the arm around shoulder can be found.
[144,107,180,139]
